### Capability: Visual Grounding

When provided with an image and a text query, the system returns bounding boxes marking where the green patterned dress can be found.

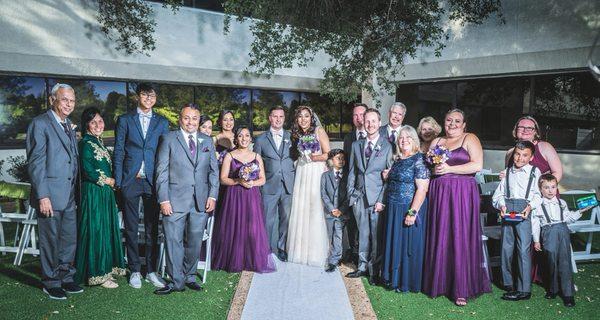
[74,134,125,285]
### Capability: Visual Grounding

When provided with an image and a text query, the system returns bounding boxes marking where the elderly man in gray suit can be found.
[346,108,393,285]
[154,104,219,294]
[253,106,295,262]
[26,83,83,300]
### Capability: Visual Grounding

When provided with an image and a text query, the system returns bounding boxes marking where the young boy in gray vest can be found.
[321,149,349,273]
[532,174,592,307]
[492,140,541,301]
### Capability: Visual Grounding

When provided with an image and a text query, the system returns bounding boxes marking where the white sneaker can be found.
[146,272,166,288]
[129,272,142,289]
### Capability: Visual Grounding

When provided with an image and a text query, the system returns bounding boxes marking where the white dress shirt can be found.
[531,197,582,242]
[180,128,197,149]
[137,108,153,178]
[364,134,379,153]
[387,125,402,140]
[356,130,367,140]
[270,127,283,150]
[492,164,542,210]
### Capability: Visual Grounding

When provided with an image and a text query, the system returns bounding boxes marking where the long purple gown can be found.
[211,157,276,273]
[422,147,491,300]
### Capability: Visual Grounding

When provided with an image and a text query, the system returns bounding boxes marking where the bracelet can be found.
[406,208,417,216]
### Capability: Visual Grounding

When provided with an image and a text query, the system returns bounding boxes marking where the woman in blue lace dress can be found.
[382,125,430,293]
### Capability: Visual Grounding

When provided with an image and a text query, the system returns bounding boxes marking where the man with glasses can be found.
[27,83,82,299]
[114,83,170,289]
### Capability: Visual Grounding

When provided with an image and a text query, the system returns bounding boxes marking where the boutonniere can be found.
[70,124,77,131]
[284,139,290,145]
[197,138,204,145]
[374,144,382,157]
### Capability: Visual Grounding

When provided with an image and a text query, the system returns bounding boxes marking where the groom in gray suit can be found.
[253,106,295,261]
[346,108,393,284]
[154,104,219,294]
[27,83,83,299]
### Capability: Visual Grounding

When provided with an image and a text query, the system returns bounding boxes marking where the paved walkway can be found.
[240,257,354,320]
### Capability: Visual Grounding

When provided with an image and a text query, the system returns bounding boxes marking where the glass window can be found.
[47,79,126,142]
[195,86,250,132]
[533,73,600,150]
[397,71,600,152]
[129,82,193,129]
[0,76,46,147]
[252,90,300,134]
[300,92,344,140]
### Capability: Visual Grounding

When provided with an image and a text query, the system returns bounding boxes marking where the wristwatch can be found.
[406,208,417,216]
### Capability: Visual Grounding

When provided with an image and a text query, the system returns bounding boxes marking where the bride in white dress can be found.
[287,106,330,267]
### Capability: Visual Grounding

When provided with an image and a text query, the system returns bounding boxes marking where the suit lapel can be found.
[145,114,159,141]
[366,136,383,168]
[266,130,279,157]
[176,132,194,165]
[46,111,73,158]
[329,171,338,191]
[358,138,367,170]
[131,112,144,141]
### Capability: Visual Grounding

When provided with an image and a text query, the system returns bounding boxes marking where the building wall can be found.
[0,0,328,91]
[400,0,599,81]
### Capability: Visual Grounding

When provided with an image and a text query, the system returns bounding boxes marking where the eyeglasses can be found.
[140,93,157,99]
[517,126,536,132]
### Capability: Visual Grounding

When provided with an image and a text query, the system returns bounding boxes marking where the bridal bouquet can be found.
[297,134,320,164]
[426,146,451,166]
[238,162,260,182]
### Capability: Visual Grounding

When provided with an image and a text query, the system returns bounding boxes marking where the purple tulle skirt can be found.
[211,184,276,273]
[422,174,491,300]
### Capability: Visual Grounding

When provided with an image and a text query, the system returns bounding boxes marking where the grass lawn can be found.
[0,240,239,320]
[366,230,600,320]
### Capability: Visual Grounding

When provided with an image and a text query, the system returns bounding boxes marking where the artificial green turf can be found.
[0,253,240,319]
[366,263,600,319]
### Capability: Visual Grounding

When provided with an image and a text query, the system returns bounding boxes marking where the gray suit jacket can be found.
[155,131,219,213]
[252,130,295,195]
[320,170,349,219]
[26,110,79,211]
[347,136,393,207]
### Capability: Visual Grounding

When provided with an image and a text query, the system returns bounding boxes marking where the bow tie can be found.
[139,112,152,119]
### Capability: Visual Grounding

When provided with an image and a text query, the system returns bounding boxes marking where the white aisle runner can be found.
[240,257,354,320]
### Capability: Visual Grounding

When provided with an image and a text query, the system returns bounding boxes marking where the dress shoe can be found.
[545,291,557,299]
[154,285,184,295]
[345,270,367,278]
[325,264,336,272]
[368,275,377,286]
[43,287,67,300]
[501,291,531,301]
[62,282,84,294]
[185,282,204,291]
[277,250,288,262]
[504,286,514,292]
[394,288,404,293]
[563,296,576,307]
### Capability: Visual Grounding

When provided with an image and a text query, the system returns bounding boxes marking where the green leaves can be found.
[223,0,502,104]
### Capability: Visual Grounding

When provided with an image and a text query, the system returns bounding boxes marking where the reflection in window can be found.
[301,92,344,140]
[47,79,127,141]
[196,87,250,131]
[252,90,300,134]
[0,76,46,146]
[534,73,600,150]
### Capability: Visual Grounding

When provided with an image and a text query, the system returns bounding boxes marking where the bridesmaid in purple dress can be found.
[211,127,276,273]
[422,109,491,306]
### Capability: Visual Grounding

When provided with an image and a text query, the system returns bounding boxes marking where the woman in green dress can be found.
[74,107,125,288]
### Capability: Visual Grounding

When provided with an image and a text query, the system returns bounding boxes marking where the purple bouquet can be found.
[298,134,320,154]
[238,162,260,182]
[426,145,451,166]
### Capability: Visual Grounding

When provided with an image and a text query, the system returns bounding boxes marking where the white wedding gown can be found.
[287,144,329,267]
